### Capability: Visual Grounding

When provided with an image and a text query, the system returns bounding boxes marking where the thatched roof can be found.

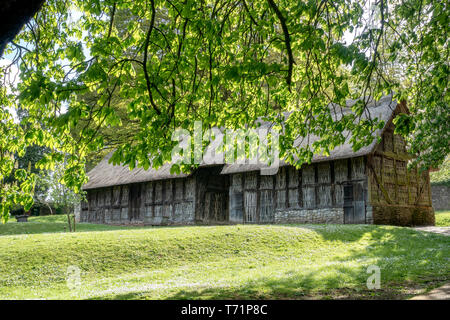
[82,154,191,190]
[221,94,399,174]
[83,95,400,190]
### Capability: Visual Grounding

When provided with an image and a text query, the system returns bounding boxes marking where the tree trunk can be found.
[66,211,72,232]
[46,202,53,215]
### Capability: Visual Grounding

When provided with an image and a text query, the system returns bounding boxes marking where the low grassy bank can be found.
[0,215,141,236]
[435,211,450,227]
[0,216,448,300]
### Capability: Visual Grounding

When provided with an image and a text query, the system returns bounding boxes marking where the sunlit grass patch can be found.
[435,211,450,227]
[0,214,150,236]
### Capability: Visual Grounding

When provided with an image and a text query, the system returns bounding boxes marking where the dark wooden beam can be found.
[374,150,414,161]
[0,0,45,57]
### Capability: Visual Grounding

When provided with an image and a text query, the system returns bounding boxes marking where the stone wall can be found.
[372,205,435,226]
[274,207,344,224]
[365,205,374,224]
[431,185,450,210]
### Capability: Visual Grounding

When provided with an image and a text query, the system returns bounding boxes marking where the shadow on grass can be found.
[89,226,449,300]
[91,266,431,300]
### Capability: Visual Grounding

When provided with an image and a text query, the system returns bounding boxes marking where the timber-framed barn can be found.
[81,96,435,226]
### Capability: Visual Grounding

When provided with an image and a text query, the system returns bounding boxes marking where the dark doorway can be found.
[196,167,229,223]
[129,184,142,221]
[204,191,228,221]
[344,183,366,224]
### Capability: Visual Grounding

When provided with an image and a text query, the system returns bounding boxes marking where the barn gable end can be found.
[366,106,434,226]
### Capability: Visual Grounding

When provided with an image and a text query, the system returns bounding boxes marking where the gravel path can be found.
[410,226,449,299]
[410,283,450,300]
[413,226,450,236]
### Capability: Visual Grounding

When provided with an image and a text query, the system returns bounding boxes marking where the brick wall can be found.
[372,205,435,226]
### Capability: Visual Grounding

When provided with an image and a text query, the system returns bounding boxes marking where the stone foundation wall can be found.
[431,185,450,210]
[274,207,344,224]
[365,206,374,224]
[372,205,434,226]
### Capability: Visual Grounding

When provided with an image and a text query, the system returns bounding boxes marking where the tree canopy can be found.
[0,0,448,221]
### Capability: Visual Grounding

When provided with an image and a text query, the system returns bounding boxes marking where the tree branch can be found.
[142,0,161,115]
[107,1,117,39]
[242,0,258,26]
[267,0,294,91]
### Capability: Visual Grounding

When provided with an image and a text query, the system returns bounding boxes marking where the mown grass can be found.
[0,216,448,300]
[0,214,141,236]
[435,211,450,227]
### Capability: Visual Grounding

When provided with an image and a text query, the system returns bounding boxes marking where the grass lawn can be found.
[435,211,450,227]
[0,215,448,300]
[0,215,142,236]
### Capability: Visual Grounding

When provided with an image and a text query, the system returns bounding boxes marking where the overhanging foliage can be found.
[0,0,448,221]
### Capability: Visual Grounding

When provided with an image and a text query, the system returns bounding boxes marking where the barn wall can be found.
[228,156,368,224]
[81,185,131,224]
[367,122,434,226]
[143,177,196,225]
[81,176,196,225]
[229,171,276,223]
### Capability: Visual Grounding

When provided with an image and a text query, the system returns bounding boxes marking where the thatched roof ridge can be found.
[83,95,399,190]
